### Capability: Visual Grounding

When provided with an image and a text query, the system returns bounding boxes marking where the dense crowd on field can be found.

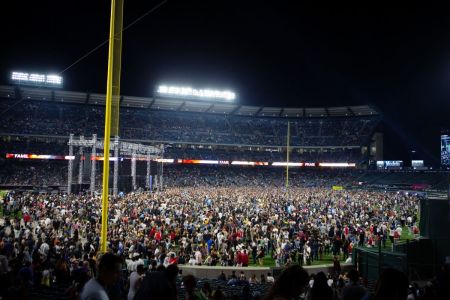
[0,185,434,299]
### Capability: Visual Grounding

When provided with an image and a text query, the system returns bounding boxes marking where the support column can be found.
[78,136,84,185]
[67,134,74,194]
[131,150,137,190]
[160,160,164,191]
[90,134,97,195]
[159,144,164,191]
[113,136,119,197]
[146,152,151,189]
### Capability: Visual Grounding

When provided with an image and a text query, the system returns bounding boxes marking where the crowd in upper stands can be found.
[0,99,380,147]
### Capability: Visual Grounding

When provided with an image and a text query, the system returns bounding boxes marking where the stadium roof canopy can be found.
[0,85,379,117]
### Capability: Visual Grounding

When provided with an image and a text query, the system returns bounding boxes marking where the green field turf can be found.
[249,226,416,267]
[0,190,8,199]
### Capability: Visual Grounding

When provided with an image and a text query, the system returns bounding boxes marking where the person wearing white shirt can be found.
[266,272,275,283]
[195,249,202,265]
[188,255,196,265]
[81,253,122,300]
[127,265,145,300]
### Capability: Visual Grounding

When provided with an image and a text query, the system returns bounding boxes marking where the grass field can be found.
[0,190,7,217]
[248,252,340,268]
[249,225,416,267]
[359,225,416,253]
[0,190,8,199]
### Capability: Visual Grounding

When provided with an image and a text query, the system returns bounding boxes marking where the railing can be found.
[353,238,450,286]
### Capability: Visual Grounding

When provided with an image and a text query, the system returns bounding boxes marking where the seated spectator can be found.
[373,268,409,300]
[306,271,334,300]
[264,265,309,300]
[218,271,227,281]
[134,264,178,300]
[341,269,367,300]
[183,274,207,300]
[266,272,275,284]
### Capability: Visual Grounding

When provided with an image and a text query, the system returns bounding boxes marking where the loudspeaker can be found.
[150,160,158,175]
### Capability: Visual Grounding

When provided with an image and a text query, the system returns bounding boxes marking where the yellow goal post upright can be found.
[100,0,124,253]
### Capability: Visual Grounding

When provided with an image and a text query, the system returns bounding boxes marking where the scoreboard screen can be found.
[441,135,450,165]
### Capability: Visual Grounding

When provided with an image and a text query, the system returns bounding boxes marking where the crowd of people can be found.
[0,161,67,186]
[164,166,360,188]
[0,184,427,299]
[0,99,379,147]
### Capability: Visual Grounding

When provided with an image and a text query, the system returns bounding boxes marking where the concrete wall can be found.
[178,263,353,280]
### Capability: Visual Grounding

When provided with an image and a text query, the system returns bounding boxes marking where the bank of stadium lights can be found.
[11,71,63,87]
[157,85,236,101]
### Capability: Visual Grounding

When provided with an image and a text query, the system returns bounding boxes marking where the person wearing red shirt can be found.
[236,250,243,267]
[155,230,162,242]
[168,253,177,265]
[149,227,156,238]
[23,213,31,224]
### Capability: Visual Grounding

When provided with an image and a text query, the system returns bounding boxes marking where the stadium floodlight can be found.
[11,71,63,87]
[46,74,63,85]
[157,85,236,101]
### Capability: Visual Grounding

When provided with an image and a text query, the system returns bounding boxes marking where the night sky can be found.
[2,1,450,166]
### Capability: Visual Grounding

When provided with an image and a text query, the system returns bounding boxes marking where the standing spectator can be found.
[333,256,341,278]
[242,250,249,267]
[127,264,145,300]
[80,253,123,300]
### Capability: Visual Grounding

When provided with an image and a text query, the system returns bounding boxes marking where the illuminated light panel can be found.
[11,72,29,81]
[92,156,121,161]
[231,161,268,166]
[28,73,46,82]
[319,163,356,167]
[11,71,63,87]
[6,153,74,160]
[46,74,63,85]
[156,158,174,163]
[178,159,229,165]
[304,162,316,167]
[186,159,218,164]
[157,85,236,101]
[271,162,304,167]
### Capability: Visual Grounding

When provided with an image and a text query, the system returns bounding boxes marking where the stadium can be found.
[1,3,450,300]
